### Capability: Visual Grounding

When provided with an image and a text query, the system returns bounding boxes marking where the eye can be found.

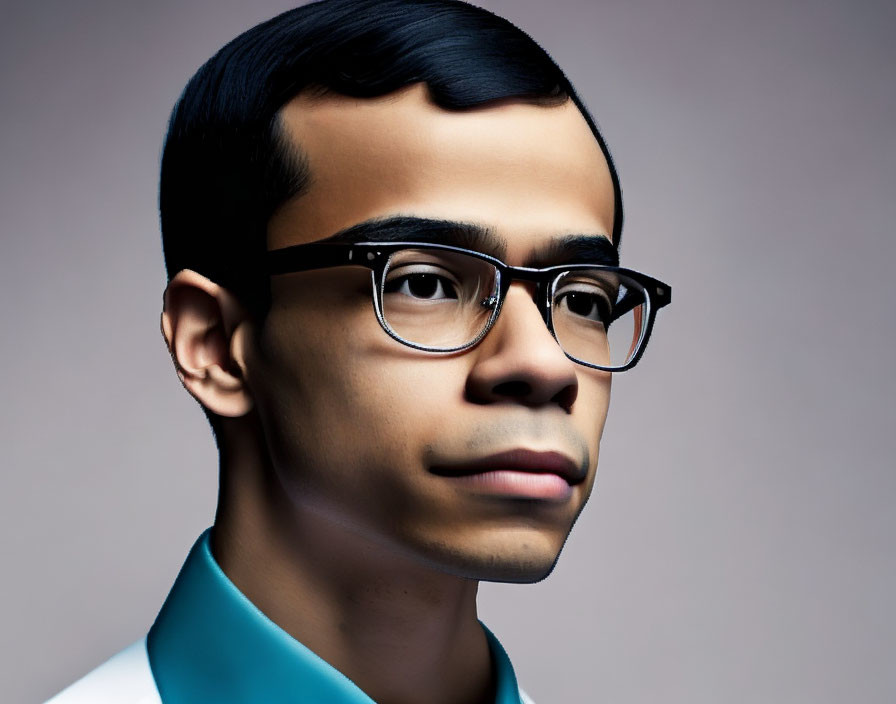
[383,267,460,301]
[554,285,612,323]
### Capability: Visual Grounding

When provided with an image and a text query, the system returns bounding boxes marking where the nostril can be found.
[551,385,577,413]
[492,380,532,399]
[489,380,576,411]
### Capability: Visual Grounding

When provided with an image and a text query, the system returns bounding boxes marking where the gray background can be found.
[2,0,893,702]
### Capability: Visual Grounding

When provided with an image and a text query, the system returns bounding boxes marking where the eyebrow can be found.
[526,234,618,267]
[318,215,618,267]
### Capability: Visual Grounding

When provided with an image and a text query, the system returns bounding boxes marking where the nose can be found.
[465,282,579,411]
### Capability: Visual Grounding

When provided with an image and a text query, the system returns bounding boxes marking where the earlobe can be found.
[160,269,255,417]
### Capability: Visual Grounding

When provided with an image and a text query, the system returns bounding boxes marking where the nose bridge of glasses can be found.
[496,266,554,325]
[492,272,554,337]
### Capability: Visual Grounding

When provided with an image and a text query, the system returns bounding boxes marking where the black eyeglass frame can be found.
[266,241,671,372]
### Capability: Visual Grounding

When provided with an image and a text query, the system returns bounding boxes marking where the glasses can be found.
[266,241,671,371]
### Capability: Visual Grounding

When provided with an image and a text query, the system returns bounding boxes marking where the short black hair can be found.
[160,0,623,321]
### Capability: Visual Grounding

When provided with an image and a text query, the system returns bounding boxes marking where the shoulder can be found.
[44,637,161,704]
[520,689,537,704]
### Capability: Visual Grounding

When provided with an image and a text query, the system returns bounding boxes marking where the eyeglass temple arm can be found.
[267,243,372,275]
[615,282,671,321]
[651,282,672,308]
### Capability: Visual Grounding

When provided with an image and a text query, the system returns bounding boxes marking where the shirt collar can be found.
[147,529,524,704]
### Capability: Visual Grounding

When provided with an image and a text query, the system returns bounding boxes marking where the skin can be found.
[161,83,615,704]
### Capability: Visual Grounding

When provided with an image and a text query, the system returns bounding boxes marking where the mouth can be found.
[429,448,586,500]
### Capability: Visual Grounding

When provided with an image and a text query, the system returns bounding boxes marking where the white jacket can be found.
[45,637,536,704]
[45,638,161,704]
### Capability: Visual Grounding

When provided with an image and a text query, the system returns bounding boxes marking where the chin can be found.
[478,559,560,585]
[420,539,566,584]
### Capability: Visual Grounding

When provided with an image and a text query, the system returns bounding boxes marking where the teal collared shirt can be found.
[147,530,528,703]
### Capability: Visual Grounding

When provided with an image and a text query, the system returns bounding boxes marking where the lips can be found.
[430,448,586,485]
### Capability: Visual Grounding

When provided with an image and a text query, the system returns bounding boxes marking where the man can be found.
[48,0,670,702]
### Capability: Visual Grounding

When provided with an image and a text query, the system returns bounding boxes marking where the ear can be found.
[160,269,255,417]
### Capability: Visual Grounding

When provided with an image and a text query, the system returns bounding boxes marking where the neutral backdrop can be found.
[2,1,894,702]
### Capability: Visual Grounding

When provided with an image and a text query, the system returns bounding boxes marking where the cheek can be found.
[576,371,612,448]
[251,301,463,475]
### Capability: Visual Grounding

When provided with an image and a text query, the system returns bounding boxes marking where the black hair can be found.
[160,0,623,322]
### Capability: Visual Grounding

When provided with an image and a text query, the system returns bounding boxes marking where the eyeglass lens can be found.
[379,248,648,369]
[550,269,646,369]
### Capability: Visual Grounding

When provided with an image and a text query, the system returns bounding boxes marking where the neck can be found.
[211,415,495,704]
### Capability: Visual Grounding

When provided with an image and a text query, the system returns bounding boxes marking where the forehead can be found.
[268,83,615,259]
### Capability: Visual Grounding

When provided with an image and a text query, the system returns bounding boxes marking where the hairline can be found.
[266,90,621,257]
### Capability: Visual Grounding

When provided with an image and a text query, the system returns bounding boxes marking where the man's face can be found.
[245,84,616,582]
